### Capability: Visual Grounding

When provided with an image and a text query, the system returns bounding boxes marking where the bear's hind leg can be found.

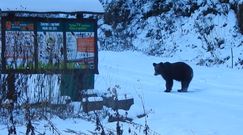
[165,79,173,92]
[178,81,189,92]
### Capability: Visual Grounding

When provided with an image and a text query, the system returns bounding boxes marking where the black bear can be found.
[153,62,193,92]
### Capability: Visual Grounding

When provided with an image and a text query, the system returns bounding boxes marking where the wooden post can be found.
[7,73,16,102]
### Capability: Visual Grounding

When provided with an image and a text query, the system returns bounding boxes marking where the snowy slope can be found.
[98,0,243,68]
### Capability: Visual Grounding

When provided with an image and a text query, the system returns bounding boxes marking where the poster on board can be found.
[4,21,35,70]
[66,22,96,70]
[37,22,64,70]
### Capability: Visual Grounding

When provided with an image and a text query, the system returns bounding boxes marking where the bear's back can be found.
[170,62,193,81]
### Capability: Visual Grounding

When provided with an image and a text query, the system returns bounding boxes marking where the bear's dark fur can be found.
[153,62,193,92]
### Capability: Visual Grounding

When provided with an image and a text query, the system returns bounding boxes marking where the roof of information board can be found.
[0,0,104,14]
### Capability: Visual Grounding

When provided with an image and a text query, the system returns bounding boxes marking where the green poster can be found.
[66,22,94,32]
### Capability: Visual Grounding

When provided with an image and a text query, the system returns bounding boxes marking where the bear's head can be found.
[153,62,164,76]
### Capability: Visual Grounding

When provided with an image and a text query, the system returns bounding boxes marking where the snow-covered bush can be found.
[98,0,243,68]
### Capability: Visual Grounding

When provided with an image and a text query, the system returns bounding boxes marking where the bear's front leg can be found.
[165,79,173,92]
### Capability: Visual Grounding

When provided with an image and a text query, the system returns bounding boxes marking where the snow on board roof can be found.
[0,0,104,14]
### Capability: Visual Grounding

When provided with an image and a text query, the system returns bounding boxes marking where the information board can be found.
[1,17,98,74]
[66,22,96,70]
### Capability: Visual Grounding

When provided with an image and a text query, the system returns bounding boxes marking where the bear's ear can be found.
[153,63,157,67]
[158,62,164,67]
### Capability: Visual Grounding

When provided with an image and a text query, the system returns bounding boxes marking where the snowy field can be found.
[1,50,243,135]
[96,51,243,135]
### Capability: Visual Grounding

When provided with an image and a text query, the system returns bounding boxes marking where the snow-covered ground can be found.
[1,50,243,135]
[96,51,243,135]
